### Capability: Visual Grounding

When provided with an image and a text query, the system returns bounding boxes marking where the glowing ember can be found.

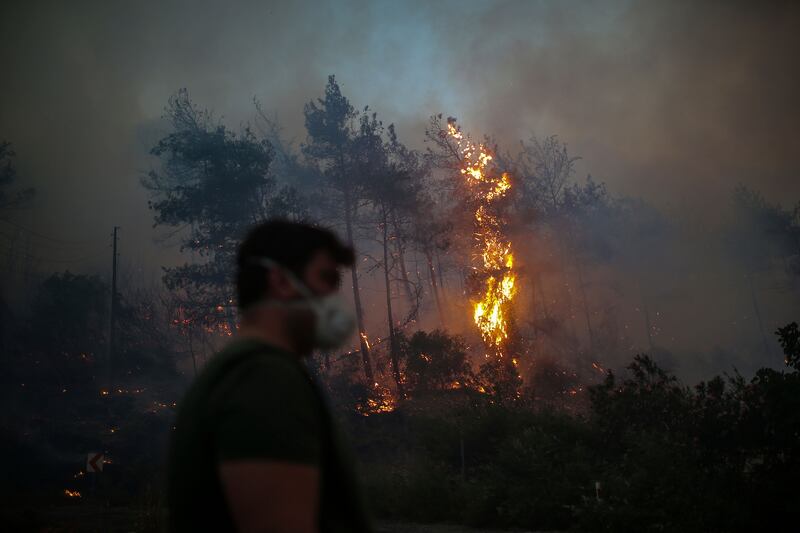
[362,396,396,415]
[360,332,371,350]
[447,120,517,357]
[358,382,396,416]
[64,489,81,498]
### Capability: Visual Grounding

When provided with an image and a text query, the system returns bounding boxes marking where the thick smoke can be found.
[1,0,798,379]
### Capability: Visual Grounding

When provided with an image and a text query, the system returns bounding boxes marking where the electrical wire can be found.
[0,247,105,265]
[0,218,94,246]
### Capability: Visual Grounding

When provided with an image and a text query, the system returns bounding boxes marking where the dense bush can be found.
[353,323,800,532]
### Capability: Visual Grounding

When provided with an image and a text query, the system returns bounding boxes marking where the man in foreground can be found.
[166,219,372,533]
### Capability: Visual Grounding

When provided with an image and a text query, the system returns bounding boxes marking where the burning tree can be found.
[446,121,516,351]
[444,119,522,397]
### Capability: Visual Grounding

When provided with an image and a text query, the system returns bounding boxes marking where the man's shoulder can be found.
[207,338,305,380]
[214,337,292,360]
[205,338,315,410]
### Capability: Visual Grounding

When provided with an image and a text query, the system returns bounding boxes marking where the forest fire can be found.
[1,8,795,531]
[447,120,518,358]
[358,382,396,416]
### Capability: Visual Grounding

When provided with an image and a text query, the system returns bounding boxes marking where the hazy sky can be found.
[1,0,798,282]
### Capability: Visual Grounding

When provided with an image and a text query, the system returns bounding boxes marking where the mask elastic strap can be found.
[250,257,315,302]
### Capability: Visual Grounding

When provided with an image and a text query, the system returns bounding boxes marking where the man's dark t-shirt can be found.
[166,337,371,532]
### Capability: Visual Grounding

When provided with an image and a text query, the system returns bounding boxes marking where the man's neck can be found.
[237,311,299,356]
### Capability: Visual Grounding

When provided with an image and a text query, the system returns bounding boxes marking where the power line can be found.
[0,247,105,264]
[0,218,94,246]
[0,231,98,254]
[0,227,87,247]
[0,220,101,266]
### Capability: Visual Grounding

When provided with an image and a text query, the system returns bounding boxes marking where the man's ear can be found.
[267,267,296,300]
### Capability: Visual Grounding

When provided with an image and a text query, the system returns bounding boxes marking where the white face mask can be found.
[253,258,356,350]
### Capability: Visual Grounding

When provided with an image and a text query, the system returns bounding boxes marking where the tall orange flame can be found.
[447,121,517,358]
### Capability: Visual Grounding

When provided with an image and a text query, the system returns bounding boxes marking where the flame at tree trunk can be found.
[447,120,517,359]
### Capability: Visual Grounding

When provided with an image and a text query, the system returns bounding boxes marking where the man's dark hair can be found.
[236,219,354,311]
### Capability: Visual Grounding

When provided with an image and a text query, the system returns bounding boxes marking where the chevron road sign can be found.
[87,452,104,473]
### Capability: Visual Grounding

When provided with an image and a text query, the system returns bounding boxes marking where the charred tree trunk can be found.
[574,258,595,353]
[637,278,656,354]
[395,241,417,314]
[747,272,770,357]
[188,329,198,377]
[344,192,373,382]
[435,250,448,311]
[536,272,549,319]
[382,208,405,398]
[436,250,446,290]
[556,235,578,344]
[425,248,446,328]
[224,304,238,341]
[391,212,416,308]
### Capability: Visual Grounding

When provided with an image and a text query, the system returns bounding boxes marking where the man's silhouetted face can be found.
[269,249,344,355]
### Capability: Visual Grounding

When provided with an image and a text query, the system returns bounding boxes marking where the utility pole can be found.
[108,226,120,385]
[99,227,120,525]
[22,233,32,289]
[5,227,21,275]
